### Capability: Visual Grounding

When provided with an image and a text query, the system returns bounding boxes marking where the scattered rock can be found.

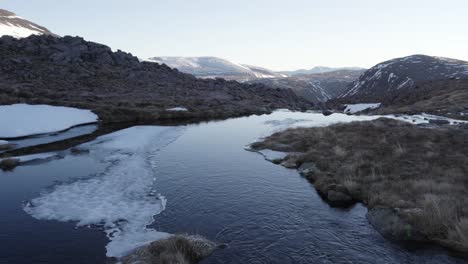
[367,207,426,242]
[298,162,319,178]
[322,110,333,116]
[428,119,450,125]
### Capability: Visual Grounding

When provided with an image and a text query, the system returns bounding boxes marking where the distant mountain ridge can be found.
[280,66,365,76]
[0,9,55,38]
[147,56,286,82]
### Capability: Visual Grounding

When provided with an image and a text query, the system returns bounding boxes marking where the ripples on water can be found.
[1,111,467,263]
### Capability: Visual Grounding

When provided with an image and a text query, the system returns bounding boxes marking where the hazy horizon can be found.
[2,0,467,71]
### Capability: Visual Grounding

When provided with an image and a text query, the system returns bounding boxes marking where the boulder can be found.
[298,162,319,177]
[428,119,450,125]
[327,190,353,207]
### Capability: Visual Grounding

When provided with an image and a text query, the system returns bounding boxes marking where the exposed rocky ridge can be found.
[147,56,286,82]
[0,35,311,123]
[248,69,364,103]
[0,9,56,38]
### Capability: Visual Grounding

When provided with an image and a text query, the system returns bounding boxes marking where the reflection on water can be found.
[1,111,466,263]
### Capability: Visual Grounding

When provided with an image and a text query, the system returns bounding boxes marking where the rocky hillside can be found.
[0,35,310,123]
[249,69,364,103]
[332,55,468,118]
[0,9,55,38]
[147,56,286,82]
[340,55,468,100]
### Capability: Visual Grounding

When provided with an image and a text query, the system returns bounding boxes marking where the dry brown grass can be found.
[121,235,217,264]
[251,118,468,249]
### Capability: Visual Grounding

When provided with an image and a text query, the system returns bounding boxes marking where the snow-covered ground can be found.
[0,140,8,145]
[0,22,42,38]
[24,126,185,258]
[166,107,188,112]
[0,104,98,138]
[344,103,381,114]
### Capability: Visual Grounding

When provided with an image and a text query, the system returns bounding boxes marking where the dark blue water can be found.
[0,112,466,264]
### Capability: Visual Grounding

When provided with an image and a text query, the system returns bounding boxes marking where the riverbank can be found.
[251,118,468,253]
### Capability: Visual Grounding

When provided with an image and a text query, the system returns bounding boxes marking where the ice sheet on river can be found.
[23,126,185,258]
[0,104,98,138]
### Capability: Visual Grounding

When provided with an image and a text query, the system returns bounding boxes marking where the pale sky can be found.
[1,0,467,71]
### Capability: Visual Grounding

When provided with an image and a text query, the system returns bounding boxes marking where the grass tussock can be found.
[0,158,20,171]
[251,118,468,249]
[121,235,217,264]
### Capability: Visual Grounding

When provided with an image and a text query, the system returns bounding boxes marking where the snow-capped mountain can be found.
[0,9,55,38]
[249,69,365,103]
[280,66,365,76]
[341,55,468,99]
[147,56,286,82]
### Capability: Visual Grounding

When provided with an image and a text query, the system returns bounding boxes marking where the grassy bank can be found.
[251,118,468,251]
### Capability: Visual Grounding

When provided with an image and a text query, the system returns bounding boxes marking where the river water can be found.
[0,111,466,263]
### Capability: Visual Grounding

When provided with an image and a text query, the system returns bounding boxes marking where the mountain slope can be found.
[341,55,468,100]
[147,56,285,81]
[0,35,310,123]
[333,55,468,118]
[249,69,365,103]
[0,9,55,38]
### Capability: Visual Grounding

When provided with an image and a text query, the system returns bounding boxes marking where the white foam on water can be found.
[23,126,185,258]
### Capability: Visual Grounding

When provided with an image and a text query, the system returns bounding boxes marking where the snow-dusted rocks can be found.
[0,104,98,138]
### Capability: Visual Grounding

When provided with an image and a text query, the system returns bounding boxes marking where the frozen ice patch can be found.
[23,126,185,258]
[1,152,58,163]
[257,149,288,162]
[0,104,98,138]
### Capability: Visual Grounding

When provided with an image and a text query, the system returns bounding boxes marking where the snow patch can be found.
[0,22,43,38]
[166,107,188,112]
[344,103,381,114]
[0,104,98,138]
[23,126,185,258]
